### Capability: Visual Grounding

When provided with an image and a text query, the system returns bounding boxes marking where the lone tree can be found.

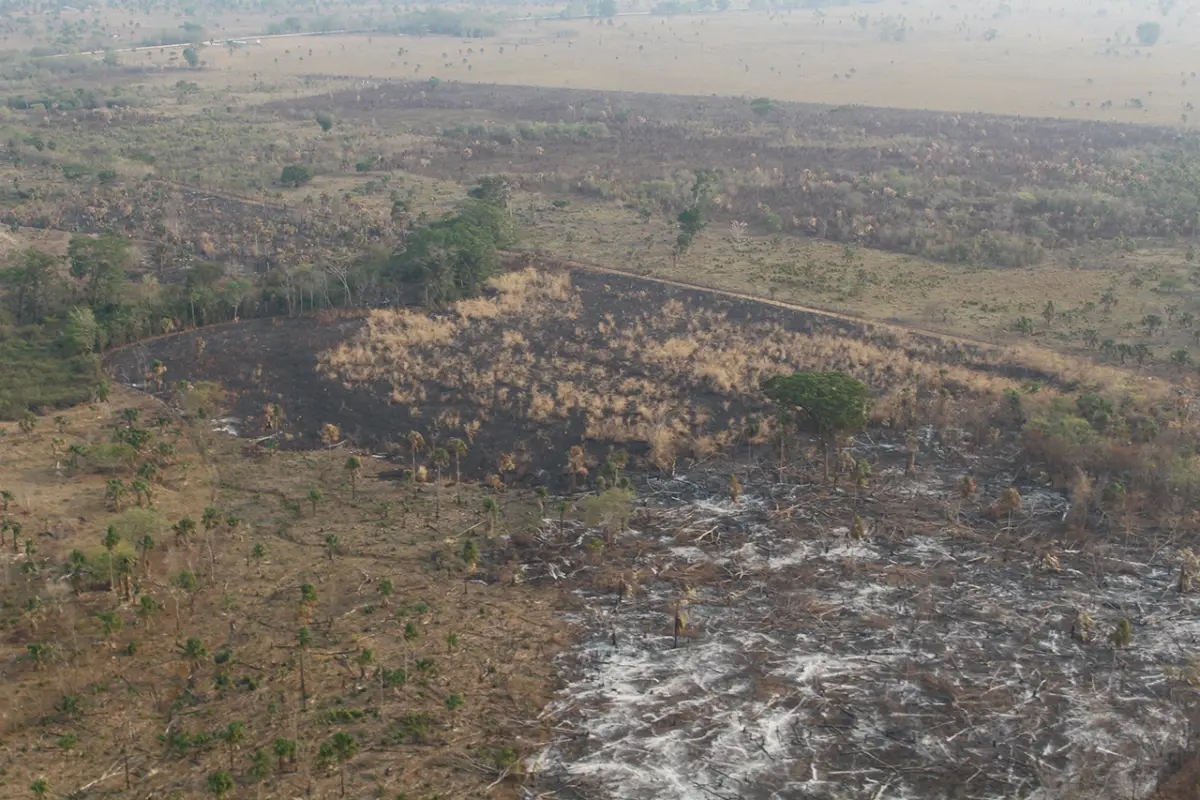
[762,371,873,481]
[326,731,359,797]
[344,455,362,499]
[102,526,121,592]
[749,96,775,117]
[673,169,717,262]
[280,164,313,188]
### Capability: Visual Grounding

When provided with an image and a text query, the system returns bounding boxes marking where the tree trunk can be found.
[778,436,785,484]
[206,534,216,586]
[299,648,307,711]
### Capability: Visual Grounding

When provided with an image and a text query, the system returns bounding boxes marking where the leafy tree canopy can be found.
[762,370,873,440]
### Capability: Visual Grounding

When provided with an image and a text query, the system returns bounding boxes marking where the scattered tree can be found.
[345,455,362,498]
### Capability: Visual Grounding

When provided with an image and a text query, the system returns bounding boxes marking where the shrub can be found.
[384,712,432,744]
[84,443,138,473]
[110,507,166,540]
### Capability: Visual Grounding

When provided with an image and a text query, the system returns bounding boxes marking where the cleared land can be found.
[0,386,564,799]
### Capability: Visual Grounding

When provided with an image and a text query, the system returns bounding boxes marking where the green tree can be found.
[97,610,123,638]
[173,569,200,612]
[407,431,426,475]
[139,593,159,631]
[68,234,132,307]
[355,646,375,678]
[482,496,498,534]
[1042,300,1056,327]
[307,487,322,515]
[315,111,334,132]
[388,198,514,306]
[345,455,362,498]
[378,577,394,604]
[182,47,201,68]
[201,506,222,533]
[180,636,207,673]
[105,478,127,511]
[749,96,774,117]
[1136,21,1162,45]
[206,770,232,799]
[0,248,60,324]
[324,533,340,561]
[173,516,196,546]
[102,525,121,591]
[222,721,244,771]
[297,626,312,709]
[328,731,359,797]
[273,737,297,773]
[29,779,49,798]
[249,748,271,785]
[26,642,52,669]
[762,371,873,481]
[581,487,636,542]
[65,549,89,594]
[129,476,152,507]
[672,169,717,261]
[280,164,313,188]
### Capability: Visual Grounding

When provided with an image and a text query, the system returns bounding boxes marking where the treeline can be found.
[0,182,515,418]
[380,9,501,37]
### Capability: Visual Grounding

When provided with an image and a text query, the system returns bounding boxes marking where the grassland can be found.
[115,0,1200,127]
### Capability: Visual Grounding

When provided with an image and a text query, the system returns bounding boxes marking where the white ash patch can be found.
[534,477,1199,800]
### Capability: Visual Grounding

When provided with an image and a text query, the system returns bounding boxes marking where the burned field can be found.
[103,262,1200,798]
[530,463,1200,800]
[108,264,1037,480]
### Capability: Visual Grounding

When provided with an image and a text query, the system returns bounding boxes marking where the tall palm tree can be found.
[105,479,127,511]
[102,526,120,592]
[345,455,362,498]
[180,637,207,677]
[329,732,359,797]
[297,626,312,710]
[273,738,297,774]
[406,431,425,475]
[482,496,498,534]
[65,549,88,594]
